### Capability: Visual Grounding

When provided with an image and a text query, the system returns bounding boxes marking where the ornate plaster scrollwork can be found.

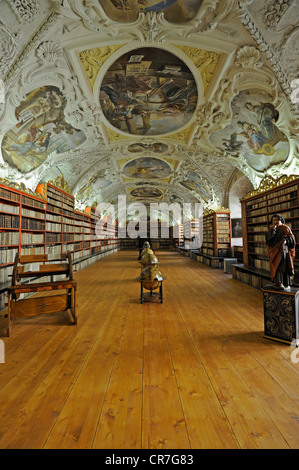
[3,11,60,87]
[260,0,295,30]
[35,41,64,67]
[0,22,18,76]
[235,45,263,69]
[290,79,299,114]
[8,0,39,23]
[139,11,160,43]
[272,26,299,85]
[192,83,234,145]
[190,0,236,33]
[238,3,297,116]
[51,0,110,31]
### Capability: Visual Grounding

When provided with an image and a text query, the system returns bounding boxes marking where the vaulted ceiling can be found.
[0,0,298,212]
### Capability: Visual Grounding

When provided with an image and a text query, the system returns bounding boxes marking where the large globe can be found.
[141,265,163,290]
[141,252,159,268]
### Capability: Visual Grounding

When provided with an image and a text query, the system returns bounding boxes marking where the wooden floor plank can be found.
[43,273,134,448]
[0,250,298,449]
[142,302,190,449]
[91,297,144,449]
[160,296,239,449]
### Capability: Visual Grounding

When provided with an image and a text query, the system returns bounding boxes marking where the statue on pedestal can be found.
[265,213,296,290]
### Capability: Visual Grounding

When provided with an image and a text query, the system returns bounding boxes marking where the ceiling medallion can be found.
[122,157,172,180]
[99,47,198,137]
[130,186,163,199]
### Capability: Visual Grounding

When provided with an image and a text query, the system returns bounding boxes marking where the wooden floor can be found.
[0,250,299,449]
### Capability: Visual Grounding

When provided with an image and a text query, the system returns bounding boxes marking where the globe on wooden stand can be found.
[140,241,153,258]
[140,251,159,270]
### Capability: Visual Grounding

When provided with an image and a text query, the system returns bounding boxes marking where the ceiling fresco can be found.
[76,170,113,205]
[127,142,168,153]
[0,0,298,212]
[130,186,163,199]
[1,86,86,174]
[99,47,198,136]
[209,90,290,172]
[122,157,172,180]
[99,0,203,23]
[180,171,211,202]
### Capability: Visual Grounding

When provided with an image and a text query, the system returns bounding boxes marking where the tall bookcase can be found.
[169,224,183,249]
[183,219,200,239]
[202,211,231,257]
[240,175,299,286]
[0,183,47,309]
[0,181,120,311]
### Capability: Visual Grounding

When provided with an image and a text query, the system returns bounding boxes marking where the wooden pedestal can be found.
[261,286,299,344]
[136,276,166,304]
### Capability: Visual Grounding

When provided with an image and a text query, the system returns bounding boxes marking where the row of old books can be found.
[0,231,20,245]
[0,214,19,229]
[0,248,18,264]
[21,218,45,230]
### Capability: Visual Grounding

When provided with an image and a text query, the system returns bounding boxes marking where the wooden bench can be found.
[7,252,77,336]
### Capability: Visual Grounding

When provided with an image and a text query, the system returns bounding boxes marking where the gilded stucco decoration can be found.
[242,174,299,200]
[174,45,221,93]
[78,45,124,91]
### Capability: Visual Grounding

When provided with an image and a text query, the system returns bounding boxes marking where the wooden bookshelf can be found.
[238,175,299,288]
[202,211,231,257]
[170,224,183,248]
[0,181,120,311]
[0,183,47,310]
[183,219,200,240]
[232,246,243,262]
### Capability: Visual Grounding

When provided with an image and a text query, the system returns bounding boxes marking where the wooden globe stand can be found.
[136,276,166,304]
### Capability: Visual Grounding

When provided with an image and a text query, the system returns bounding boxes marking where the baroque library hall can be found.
[0,0,299,452]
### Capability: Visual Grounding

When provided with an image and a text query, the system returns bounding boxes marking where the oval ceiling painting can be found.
[209,90,290,172]
[1,86,86,174]
[99,0,203,23]
[123,157,172,179]
[127,142,168,153]
[100,47,198,136]
[130,187,163,198]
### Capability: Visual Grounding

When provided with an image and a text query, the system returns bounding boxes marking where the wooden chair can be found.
[7,252,77,336]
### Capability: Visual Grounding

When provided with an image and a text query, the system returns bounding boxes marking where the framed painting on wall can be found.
[231,218,242,238]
